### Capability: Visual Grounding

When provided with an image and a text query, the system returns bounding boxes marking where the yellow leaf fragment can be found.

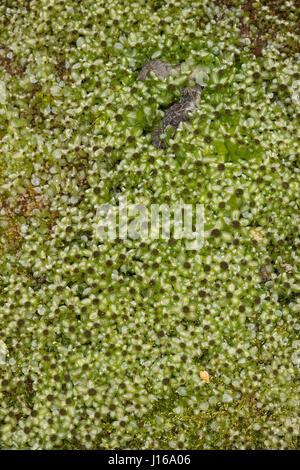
[200,370,210,383]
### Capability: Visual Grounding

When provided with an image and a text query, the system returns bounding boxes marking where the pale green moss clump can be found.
[0,0,299,450]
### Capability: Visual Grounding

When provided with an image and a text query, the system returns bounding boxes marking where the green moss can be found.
[0,0,299,451]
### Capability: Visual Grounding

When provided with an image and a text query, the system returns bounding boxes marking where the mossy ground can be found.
[0,0,299,450]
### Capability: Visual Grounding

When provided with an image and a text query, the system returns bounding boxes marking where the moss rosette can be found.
[0,0,299,450]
